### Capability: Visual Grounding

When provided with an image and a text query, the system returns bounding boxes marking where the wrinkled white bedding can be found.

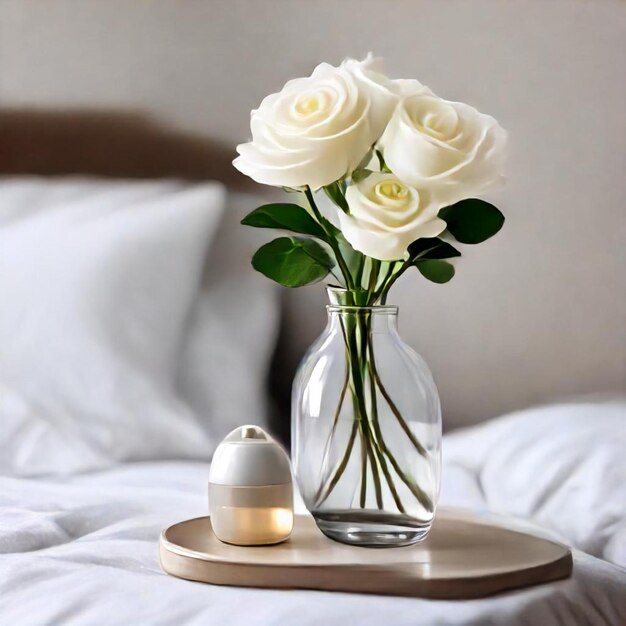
[1,401,626,626]
[442,400,626,568]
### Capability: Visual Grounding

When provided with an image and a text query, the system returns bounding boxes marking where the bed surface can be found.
[1,462,624,626]
[2,401,626,625]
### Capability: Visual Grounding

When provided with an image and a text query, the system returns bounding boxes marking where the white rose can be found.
[234,57,399,190]
[338,173,446,261]
[379,93,506,206]
[341,54,408,138]
[393,78,434,98]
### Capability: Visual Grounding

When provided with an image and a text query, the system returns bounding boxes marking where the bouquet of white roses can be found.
[235,54,506,300]
[234,55,506,526]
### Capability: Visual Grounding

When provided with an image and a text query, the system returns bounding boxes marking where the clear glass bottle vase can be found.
[292,288,442,547]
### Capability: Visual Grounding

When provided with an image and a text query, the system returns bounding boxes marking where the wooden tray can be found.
[159,509,572,599]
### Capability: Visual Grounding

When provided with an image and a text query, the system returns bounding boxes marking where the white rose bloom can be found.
[338,173,446,261]
[379,93,506,206]
[393,77,434,98]
[341,54,403,138]
[234,57,399,190]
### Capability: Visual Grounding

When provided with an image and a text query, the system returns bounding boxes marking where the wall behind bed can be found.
[1,0,625,429]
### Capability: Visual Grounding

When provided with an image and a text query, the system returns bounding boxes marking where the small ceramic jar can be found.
[208,425,293,546]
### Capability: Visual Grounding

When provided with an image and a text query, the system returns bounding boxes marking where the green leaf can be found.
[375,149,391,173]
[323,182,349,213]
[438,199,505,244]
[351,168,374,184]
[241,203,327,240]
[355,148,374,171]
[415,259,455,283]
[334,229,366,278]
[407,237,461,261]
[251,237,334,288]
[311,213,366,280]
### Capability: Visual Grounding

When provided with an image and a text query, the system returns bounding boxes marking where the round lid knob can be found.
[237,425,266,441]
[208,425,292,486]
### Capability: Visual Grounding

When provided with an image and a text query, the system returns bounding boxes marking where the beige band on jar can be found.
[209,482,293,546]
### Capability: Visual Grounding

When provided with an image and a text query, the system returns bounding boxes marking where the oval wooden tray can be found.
[159,509,572,599]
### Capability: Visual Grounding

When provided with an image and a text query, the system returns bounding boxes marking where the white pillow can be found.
[0,177,226,475]
[443,399,626,566]
[176,190,281,445]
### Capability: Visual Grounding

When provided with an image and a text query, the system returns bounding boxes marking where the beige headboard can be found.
[1,0,625,429]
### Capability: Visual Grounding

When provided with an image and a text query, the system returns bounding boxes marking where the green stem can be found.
[347,314,383,509]
[377,263,397,304]
[368,338,434,513]
[313,419,358,508]
[338,310,385,511]
[358,311,383,509]
[358,418,368,508]
[354,255,366,290]
[367,259,381,295]
[328,267,344,285]
[369,403,431,510]
[315,309,432,513]
[377,263,392,287]
[314,314,363,508]
[317,362,350,487]
[374,260,410,304]
[380,441,434,511]
[303,187,354,290]
[367,334,433,512]
[370,429,405,513]
[375,244,445,303]
[363,420,383,509]
[368,338,428,458]
[366,354,405,513]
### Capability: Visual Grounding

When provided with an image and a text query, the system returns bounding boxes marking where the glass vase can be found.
[292,289,441,547]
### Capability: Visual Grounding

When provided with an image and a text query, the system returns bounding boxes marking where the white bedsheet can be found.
[1,458,625,625]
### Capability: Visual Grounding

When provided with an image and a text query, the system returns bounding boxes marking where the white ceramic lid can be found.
[208,425,292,486]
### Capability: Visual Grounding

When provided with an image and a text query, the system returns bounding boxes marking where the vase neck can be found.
[326,304,399,334]
[325,286,398,333]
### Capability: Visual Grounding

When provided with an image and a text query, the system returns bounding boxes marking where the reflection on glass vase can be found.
[292,288,442,548]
